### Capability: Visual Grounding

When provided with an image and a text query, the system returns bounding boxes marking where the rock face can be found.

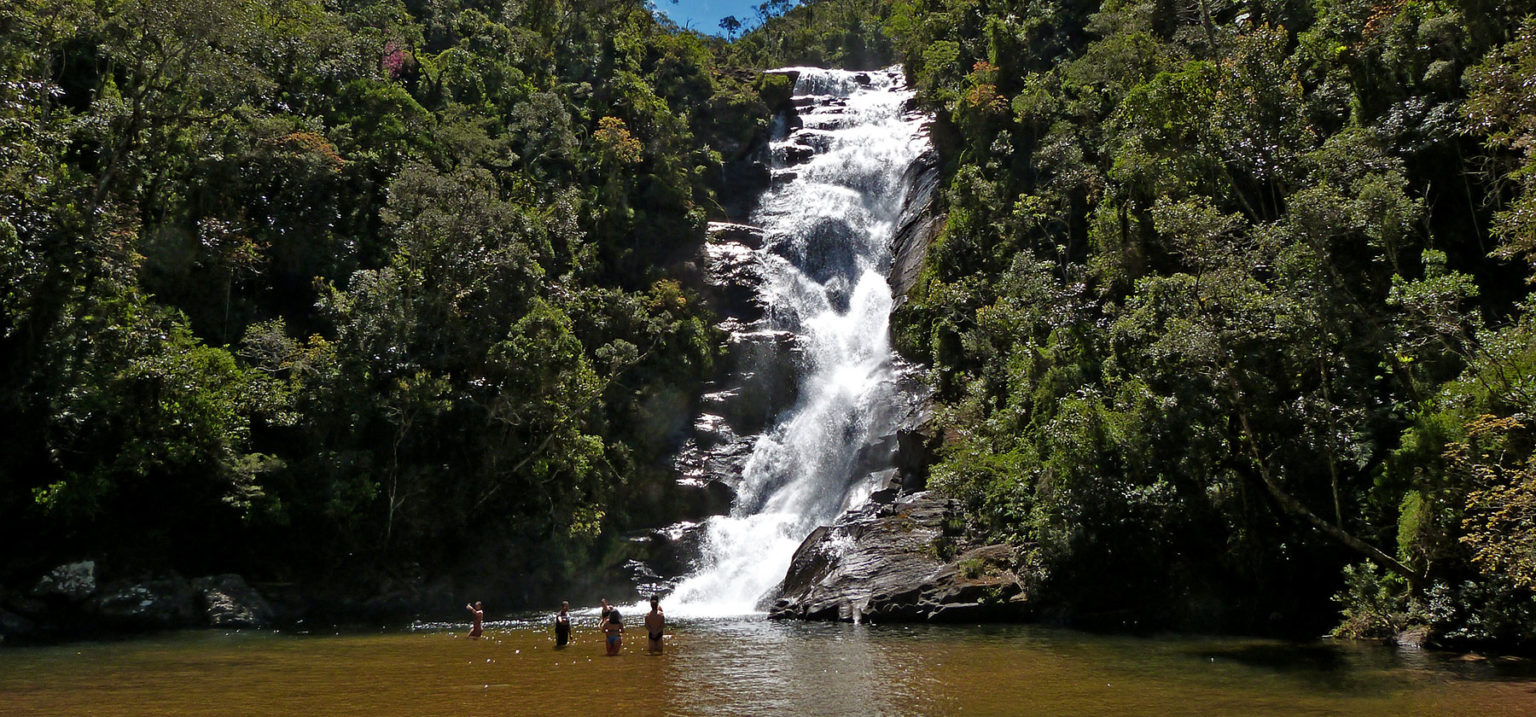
[888,144,943,306]
[769,492,1028,622]
[194,574,275,628]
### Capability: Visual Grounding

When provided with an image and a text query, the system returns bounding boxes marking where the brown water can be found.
[2,617,1533,716]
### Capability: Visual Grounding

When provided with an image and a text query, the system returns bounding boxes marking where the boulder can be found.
[769,492,1028,622]
[781,142,816,165]
[87,575,197,630]
[193,574,274,628]
[707,222,767,250]
[31,560,98,602]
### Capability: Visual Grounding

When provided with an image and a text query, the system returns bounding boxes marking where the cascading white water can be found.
[668,68,932,617]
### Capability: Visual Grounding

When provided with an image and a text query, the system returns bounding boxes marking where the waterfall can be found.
[668,68,933,617]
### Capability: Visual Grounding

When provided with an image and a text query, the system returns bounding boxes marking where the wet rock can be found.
[623,520,713,596]
[647,521,712,577]
[782,143,816,165]
[850,434,899,479]
[853,73,871,85]
[693,413,738,449]
[87,575,197,630]
[888,143,943,305]
[701,241,767,322]
[720,160,771,221]
[707,221,767,250]
[698,384,742,418]
[31,560,98,602]
[868,468,902,492]
[792,129,836,152]
[675,476,736,521]
[893,428,936,492]
[675,432,754,485]
[718,327,805,433]
[769,492,1028,622]
[194,574,274,628]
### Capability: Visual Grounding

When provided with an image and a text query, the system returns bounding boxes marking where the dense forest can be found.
[876,0,1536,646]
[0,0,783,608]
[3,0,1536,648]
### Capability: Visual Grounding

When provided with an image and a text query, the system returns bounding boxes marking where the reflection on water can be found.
[2,618,1533,716]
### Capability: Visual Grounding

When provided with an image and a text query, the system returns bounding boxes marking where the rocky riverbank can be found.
[0,561,274,644]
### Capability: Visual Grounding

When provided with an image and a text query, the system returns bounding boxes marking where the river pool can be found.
[2,617,1532,715]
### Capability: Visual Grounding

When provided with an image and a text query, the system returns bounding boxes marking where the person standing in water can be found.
[601,608,623,656]
[465,601,484,639]
[644,595,665,654]
[598,598,613,624]
[554,601,571,647]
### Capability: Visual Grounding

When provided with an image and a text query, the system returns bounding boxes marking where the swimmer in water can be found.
[602,608,623,656]
[644,595,665,654]
[465,601,483,639]
[554,601,571,647]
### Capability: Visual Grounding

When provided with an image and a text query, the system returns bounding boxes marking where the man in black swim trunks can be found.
[554,601,571,647]
[644,595,665,653]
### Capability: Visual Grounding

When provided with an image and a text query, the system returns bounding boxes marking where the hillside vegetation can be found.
[883,0,1536,646]
[0,0,781,604]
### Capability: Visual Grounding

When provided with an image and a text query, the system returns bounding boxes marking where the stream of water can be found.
[3,618,1532,716]
[668,67,931,617]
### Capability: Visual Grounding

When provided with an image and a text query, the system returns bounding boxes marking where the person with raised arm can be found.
[465,601,483,639]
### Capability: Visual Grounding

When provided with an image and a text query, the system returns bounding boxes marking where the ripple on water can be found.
[1,618,1534,716]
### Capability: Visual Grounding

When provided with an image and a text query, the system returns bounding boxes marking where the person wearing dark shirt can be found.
[554,601,572,647]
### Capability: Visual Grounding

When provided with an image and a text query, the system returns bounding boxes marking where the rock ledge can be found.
[769,492,1028,622]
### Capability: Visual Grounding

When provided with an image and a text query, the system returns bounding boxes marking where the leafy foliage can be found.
[888,0,1536,645]
[0,0,756,600]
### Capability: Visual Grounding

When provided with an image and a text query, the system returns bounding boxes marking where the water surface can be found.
[3,618,1532,715]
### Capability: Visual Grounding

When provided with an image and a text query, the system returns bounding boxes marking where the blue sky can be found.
[654,0,761,36]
